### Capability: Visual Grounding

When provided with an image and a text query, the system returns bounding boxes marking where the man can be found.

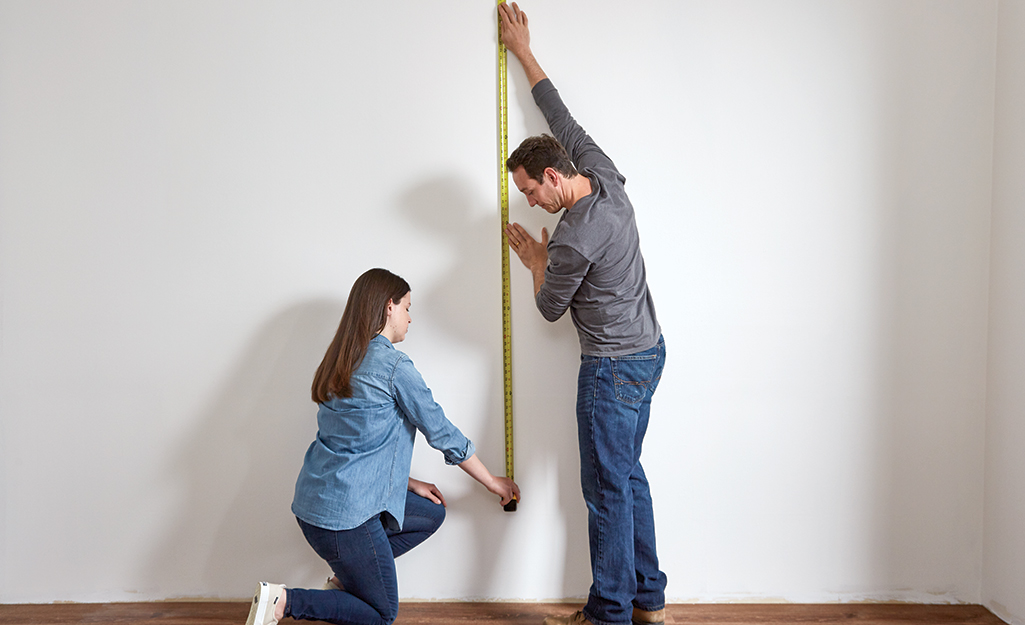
[498,4,668,625]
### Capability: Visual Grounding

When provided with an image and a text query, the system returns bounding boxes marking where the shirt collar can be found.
[371,333,394,348]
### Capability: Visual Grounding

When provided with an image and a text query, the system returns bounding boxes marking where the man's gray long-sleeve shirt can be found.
[532,79,661,356]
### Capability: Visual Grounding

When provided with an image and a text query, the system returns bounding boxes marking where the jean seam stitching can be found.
[584,349,600,579]
[365,523,393,623]
[594,360,611,622]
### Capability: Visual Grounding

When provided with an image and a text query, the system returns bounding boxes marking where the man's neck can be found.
[562,174,593,210]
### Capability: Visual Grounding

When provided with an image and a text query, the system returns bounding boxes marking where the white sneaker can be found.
[245,582,286,625]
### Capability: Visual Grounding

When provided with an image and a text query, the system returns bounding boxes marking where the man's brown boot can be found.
[632,607,666,625]
[543,610,594,625]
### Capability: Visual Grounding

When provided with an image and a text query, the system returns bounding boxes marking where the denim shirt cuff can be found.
[444,438,476,466]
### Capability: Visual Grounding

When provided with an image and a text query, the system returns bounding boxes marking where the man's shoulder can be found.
[583,163,626,187]
[549,208,608,263]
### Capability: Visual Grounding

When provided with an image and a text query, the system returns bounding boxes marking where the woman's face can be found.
[382,291,412,343]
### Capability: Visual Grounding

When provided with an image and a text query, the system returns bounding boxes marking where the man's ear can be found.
[544,167,560,186]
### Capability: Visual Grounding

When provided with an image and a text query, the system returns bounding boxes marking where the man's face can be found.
[512,166,562,214]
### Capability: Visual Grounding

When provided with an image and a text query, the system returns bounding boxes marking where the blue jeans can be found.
[577,336,667,625]
[285,491,445,625]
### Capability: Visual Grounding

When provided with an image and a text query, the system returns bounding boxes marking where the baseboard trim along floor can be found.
[0,601,1008,625]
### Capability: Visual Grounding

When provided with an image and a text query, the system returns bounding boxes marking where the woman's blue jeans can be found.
[577,336,668,625]
[285,491,445,625]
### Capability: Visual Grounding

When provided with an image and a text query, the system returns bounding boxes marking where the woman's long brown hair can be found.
[311,268,410,403]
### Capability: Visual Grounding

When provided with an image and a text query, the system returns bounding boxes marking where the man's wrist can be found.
[532,266,545,296]
[509,45,532,62]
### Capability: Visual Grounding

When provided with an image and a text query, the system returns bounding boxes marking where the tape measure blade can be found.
[497,4,515,497]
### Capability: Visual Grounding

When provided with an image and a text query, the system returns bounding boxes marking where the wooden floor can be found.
[0,602,1008,625]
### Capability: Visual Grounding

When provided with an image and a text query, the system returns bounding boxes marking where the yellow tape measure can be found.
[497,2,516,512]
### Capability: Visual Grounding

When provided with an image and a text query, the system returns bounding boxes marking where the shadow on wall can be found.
[395,175,589,598]
[139,176,588,600]
[140,300,344,598]
[862,11,990,599]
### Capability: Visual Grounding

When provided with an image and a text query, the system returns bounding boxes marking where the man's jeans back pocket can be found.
[611,355,659,404]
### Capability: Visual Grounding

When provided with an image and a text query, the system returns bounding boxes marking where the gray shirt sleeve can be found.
[531,79,603,325]
[532,78,617,173]
[536,243,591,322]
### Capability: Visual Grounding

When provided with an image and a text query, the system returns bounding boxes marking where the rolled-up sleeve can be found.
[391,355,475,465]
[537,244,591,322]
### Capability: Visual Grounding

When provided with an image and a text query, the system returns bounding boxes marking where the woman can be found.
[246,268,519,625]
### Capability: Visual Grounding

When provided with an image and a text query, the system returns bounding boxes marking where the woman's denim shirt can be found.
[291,334,475,531]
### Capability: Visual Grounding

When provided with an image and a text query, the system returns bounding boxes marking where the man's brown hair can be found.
[506,133,578,182]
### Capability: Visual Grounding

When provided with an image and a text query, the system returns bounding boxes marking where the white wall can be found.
[0,0,1001,605]
[984,1,1025,624]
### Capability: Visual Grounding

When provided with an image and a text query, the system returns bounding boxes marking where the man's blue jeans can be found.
[285,491,445,625]
[577,336,667,625]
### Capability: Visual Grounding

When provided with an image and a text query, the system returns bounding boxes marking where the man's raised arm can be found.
[499,2,547,88]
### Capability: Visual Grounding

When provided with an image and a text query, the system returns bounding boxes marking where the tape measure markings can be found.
[497,3,515,500]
